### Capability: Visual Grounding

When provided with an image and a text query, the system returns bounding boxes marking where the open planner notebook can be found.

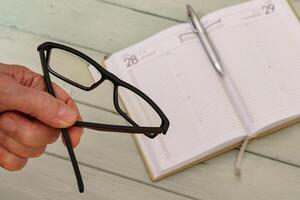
[106,0,300,181]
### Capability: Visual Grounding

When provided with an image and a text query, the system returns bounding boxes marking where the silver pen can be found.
[187,5,224,76]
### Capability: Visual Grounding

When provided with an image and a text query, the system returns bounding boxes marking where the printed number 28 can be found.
[124,55,139,67]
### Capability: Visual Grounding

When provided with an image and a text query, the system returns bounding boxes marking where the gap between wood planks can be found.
[45,151,200,200]
[0,24,110,56]
[0,0,300,186]
[95,0,184,22]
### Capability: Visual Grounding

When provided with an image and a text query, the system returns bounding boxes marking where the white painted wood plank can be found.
[1,0,298,56]
[0,25,299,199]
[99,0,300,21]
[0,4,299,199]
[101,0,247,21]
[47,103,300,200]
[247,123,300,166]
[2,22,296,178]
[4,0,299,59]
[0,0,177,53]
[0,154,192,200]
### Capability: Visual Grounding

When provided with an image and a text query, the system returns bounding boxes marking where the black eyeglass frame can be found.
[37,41,169,193]
[38,42,169,137]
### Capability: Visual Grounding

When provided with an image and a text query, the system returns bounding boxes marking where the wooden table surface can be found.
[1,0,300,199]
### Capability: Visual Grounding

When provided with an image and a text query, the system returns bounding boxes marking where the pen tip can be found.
[215,62,225,77]
[187,4,196,17]
[186,5,192,17]
[186,4,192,12]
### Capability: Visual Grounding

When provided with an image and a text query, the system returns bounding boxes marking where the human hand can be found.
[0,63,83,171]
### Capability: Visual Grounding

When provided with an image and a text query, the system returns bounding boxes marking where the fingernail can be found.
[57,105,77,127]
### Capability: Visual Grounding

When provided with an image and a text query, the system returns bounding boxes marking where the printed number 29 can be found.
[262,3,275,15]
[124,55,139,67]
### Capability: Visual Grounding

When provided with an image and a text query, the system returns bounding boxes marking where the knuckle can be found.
[11,65,30,84]
[13,65,27,73]
[0,145,5,159]
[29,75,45,89]
[12,65,28,71]
[22,127,58,148]
[0,149,26,171]
[31,146,46,158]
[0,73,6,83]
[48,131,60,144]
[12,65,32,75]
[4,159,27,171]
[0,73,11,83]
[0,131,6,141]
[4,163,22,171]
[0,113,35,147]
[36,92,53,110]
[0,75,15,104]
[32,92,54,119]
[22,146,46,158]
[20,128,36,147]
[0,133,8,148]
[7,65,42,88]
[0,112,17,133]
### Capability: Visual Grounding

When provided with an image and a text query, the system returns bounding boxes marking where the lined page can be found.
[107,24,246,177]
[201,0,300,135]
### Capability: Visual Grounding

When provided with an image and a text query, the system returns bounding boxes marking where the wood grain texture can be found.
[0,0,177,53]
[98,0,248,21]
[1,0,300,199]
[1,5,300,169]
[0,154,192,200]
[97,0,300,21]
[247,122,300,166]
[47,103,300,200]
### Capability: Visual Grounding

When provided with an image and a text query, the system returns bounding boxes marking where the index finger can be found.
[0,64,83,147]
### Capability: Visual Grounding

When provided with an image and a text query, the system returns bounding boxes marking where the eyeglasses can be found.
[38,42,169,193]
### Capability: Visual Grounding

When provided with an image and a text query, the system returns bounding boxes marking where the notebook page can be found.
[106,24,246,177]
[201,0,300,135]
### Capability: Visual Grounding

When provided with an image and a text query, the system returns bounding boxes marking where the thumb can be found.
[4,79,77,128]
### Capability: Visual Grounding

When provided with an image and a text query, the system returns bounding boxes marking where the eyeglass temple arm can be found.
[61,129,84,193]
[74,121,164,134]
[39,51,84,193]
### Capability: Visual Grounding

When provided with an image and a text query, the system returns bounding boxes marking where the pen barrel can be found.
[197,32,220,64]
[196,31,223,75]
[187,5,224,75]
